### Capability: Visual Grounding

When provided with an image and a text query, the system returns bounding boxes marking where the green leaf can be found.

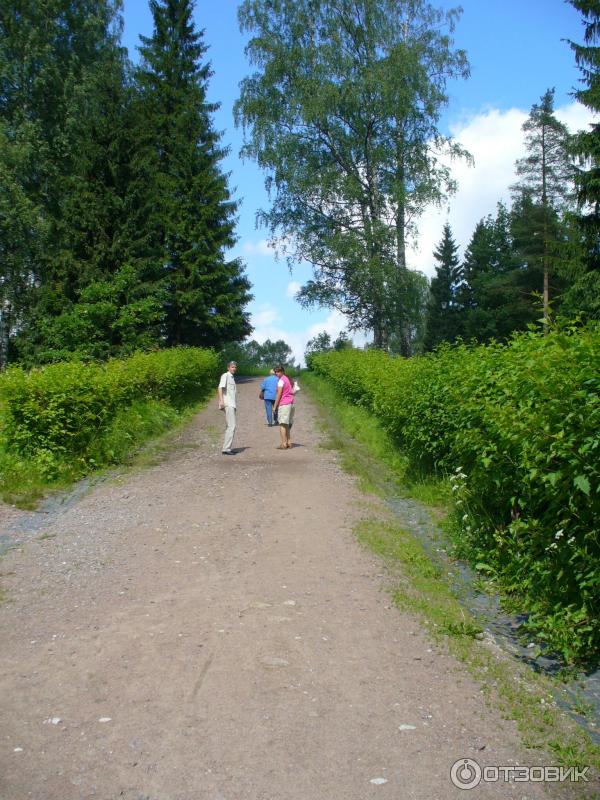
[574,475,591,495]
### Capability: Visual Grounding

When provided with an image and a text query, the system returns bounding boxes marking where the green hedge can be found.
[312,324,600,664]
[0,347,219,472]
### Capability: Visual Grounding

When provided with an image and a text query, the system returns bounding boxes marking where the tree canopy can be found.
[236,0,469,352]
[0,0,252,367]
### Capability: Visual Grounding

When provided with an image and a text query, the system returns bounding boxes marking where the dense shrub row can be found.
[0,348,220,481]
[312,324,600,663]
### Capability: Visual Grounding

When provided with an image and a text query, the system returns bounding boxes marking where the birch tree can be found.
[235,0,469,352]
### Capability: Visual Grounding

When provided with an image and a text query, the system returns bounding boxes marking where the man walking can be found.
[218,361,237,455]
[259,368,279,426]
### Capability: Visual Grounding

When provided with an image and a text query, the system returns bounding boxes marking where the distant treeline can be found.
[0,0,252,369]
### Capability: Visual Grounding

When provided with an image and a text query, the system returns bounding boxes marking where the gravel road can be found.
[0,378,581,799]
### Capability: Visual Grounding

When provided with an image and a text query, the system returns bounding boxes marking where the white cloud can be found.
[556,102,595,132]
[409,102,597,277]
[306,309,350,339]
[241,235,297,259]
[286,280,302,298]
[249,307,366,366]
[252,304,281,327]
[242,239,275,256]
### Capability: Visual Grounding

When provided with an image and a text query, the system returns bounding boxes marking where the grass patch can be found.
[303,371,450,507]
[356,516,597,771]
[0,396,210,509]
[304,371,600,780]
[355,518,483,643]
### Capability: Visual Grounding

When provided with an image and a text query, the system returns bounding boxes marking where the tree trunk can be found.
[0,302,10,370]
[396,205,411,354]
[541,124,550,327]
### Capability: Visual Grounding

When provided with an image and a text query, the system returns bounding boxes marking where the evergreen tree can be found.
[460,204,533,342]
[564,0,600,317]
[130,0,251,350]
[0,119,47,366]
[510,191,568,317]
[0,0,131,363]
[568,1,600,221]
[511,89,574,321]
[424,223,463,350]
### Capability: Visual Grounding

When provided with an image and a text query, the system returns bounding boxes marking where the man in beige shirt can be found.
[218,361,237,455]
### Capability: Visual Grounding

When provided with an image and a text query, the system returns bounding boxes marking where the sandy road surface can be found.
[0,378,573,799]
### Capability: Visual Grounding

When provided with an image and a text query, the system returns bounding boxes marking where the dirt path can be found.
[0,379,573,799]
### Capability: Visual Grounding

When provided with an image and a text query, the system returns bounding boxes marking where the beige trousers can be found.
[223,405,236,451]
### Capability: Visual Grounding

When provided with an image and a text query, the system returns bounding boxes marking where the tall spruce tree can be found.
[564,0,600,317]
[0,119,47,367]
[130,0,251,349]
[509,191,568,318]
[511,89,574,322]
[568,2,600,221]
[460,204,533,342]
[0,0,130,364]
[424,223,463,350]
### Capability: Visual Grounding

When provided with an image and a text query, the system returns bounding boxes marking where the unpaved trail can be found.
[0,379,576,799]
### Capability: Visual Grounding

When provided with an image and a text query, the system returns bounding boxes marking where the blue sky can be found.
[122,0,594,363]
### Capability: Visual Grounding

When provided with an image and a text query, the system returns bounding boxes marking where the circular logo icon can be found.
[450,758,482,790]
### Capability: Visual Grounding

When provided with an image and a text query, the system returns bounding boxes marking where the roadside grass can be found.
[304,371,600,780]
[0,396,212,509]
[302,371,450,508]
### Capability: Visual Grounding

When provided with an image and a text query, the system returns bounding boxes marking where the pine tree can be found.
[424,223,463,350]
[459,217,495,341]
[129,0,251,350]
[511,89,574,321]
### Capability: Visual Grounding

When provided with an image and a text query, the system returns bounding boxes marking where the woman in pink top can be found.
[272,365,295,449]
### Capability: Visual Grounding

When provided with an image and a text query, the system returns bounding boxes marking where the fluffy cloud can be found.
[286,280,302,298]
[242,239,275,257]
[306,309,351,340]
[409,102,596,277]
[251,304,281,327]
[249,307,365,366]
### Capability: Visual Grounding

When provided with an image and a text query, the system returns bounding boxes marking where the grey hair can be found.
[228,361,237,367]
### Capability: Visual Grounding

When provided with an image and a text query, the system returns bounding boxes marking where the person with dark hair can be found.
[272,365,295,449]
